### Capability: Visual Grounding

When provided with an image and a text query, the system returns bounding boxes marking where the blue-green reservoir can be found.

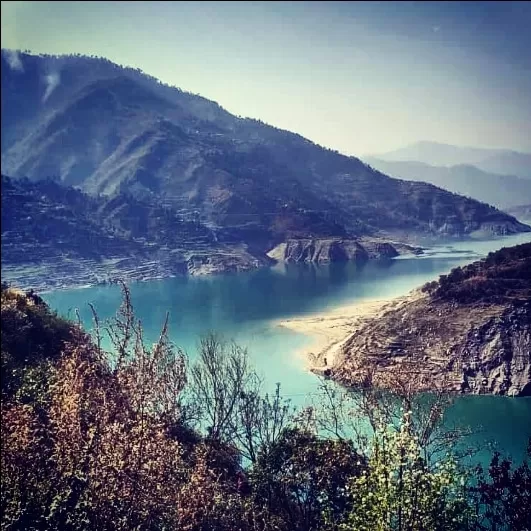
[43,233,531,464]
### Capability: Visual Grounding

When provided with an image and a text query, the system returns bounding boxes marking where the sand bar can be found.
[277,292,420,372]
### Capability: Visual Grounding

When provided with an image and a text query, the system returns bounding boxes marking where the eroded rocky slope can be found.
[330,243,531,396]
[0,175,271,290]
[267,237,422,264]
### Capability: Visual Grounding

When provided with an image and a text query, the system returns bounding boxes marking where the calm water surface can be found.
[43,233,531,465]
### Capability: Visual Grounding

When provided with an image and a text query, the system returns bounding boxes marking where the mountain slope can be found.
[370,141,531,179]
[2,50,528,250]
[0,175,276,290]
[330,243,531,396]
[364,158,531,210]
[1,175,426,291]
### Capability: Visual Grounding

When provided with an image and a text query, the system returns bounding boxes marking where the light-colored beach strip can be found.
[277,292,421,372]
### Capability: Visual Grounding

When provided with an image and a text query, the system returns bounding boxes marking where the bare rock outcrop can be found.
[456,303,531,396]
[267,238,422,264]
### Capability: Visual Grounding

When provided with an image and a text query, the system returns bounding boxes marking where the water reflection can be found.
[42,233,531,466]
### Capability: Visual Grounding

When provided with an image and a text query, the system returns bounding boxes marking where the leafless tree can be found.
[189,332,253,443]
[235,381,294,463]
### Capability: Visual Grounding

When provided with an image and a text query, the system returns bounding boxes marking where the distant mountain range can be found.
[363,158,531,210]
[369,141,531,179]
[1,50,529,288]
[505,204,531,221]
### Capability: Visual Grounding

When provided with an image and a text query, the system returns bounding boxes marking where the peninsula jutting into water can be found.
[41,233,531,459]
[285,243,531,398]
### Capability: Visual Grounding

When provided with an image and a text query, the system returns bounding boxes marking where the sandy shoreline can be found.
[276,293,420,373]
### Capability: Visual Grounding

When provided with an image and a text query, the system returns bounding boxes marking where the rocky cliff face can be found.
[332,296,531,397]
[330,243,531,396]
[457,303,530,396]
[267,238,422,264]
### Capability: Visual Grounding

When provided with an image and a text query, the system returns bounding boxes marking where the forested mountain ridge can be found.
[2,50,528,250]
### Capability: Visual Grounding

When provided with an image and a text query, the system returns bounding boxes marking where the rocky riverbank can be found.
[280,243,531,397]
[277,296,411,372]
[332,292,530,397]
[0,244,271,293]
[1,222,425,293]
[267,237,423,263]
[2,175,427,293]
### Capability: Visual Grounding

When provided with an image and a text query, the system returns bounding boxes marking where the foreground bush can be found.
[1,283,530,530]
[343,412,471,531]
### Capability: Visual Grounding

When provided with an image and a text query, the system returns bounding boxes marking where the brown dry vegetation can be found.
[1,280,530,530]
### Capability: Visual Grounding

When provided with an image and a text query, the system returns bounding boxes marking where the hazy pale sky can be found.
[2,0,531,155]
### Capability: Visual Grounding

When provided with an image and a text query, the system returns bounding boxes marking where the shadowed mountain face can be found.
[1,51,529,258]
[0,174,217,263]
[370,141,531,179]
[0,174,280,290]
[363,158,531,210]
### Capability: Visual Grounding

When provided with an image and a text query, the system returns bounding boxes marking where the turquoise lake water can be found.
[43,233,531,465]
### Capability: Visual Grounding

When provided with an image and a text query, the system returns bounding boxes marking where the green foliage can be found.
[424,242,531,304]
[249,428,365,530]
[342,412,471,531]
[471,441,531,531]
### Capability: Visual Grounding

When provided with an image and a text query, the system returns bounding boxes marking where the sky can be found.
[2,0,531,155]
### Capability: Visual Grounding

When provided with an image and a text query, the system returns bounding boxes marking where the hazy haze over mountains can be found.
[369,141,531,179]
[364,157,531,210]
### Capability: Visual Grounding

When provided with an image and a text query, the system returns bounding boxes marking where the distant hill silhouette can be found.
[364,158,531,210]
[370,141,531,179]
